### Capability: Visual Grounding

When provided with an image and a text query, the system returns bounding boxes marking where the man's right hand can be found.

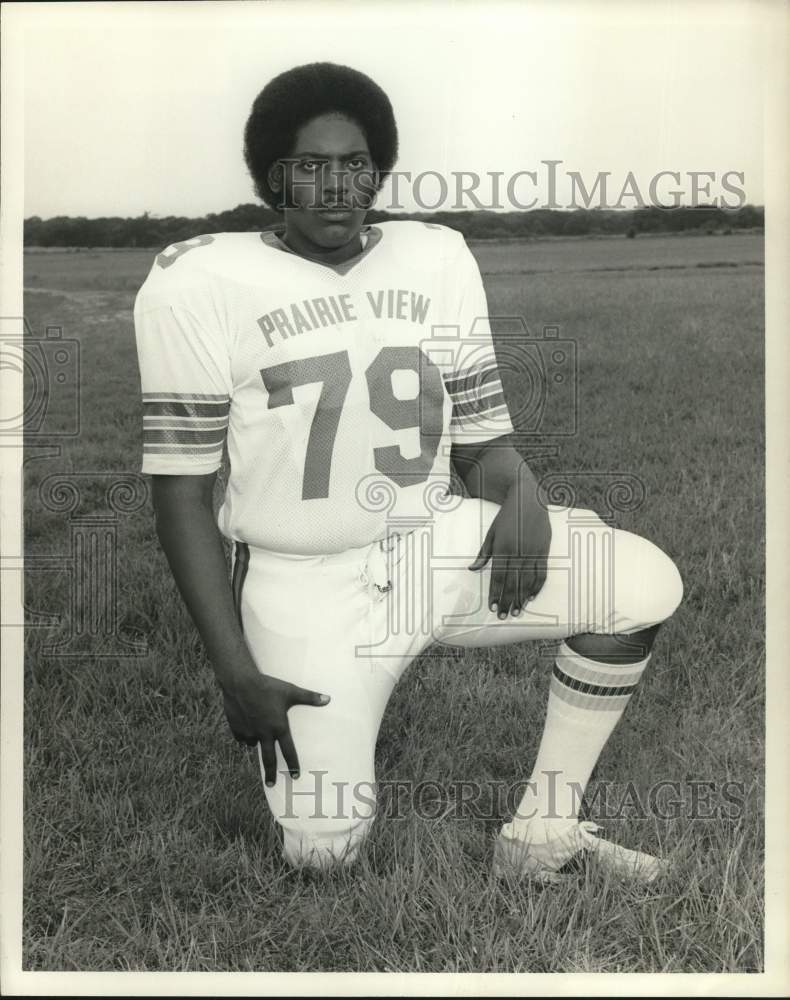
[220,670,331,787]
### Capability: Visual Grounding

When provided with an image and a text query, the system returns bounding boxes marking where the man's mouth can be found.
[318,206,353,221]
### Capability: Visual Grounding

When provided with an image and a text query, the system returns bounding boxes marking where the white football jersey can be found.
[134,221,514,554]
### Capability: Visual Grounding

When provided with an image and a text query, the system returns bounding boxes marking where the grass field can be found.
[21,232,765,972]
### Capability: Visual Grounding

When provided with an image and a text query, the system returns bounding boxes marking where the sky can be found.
[17,0,768,219]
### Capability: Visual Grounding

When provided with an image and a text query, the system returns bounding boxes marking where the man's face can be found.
[274,113,378,257]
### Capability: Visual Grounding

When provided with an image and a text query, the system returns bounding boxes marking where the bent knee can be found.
[268,772,378,869]
[615,530,684,628]
[281,814,375,869]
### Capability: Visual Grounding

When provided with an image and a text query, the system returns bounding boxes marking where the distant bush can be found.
[23,203,764,247]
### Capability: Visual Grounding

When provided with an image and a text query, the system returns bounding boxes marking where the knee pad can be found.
[613,530,684,628]
[281,814,375,869]
[262,760,378,870]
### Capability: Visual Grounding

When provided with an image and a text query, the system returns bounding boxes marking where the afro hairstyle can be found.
[243,62,398,208]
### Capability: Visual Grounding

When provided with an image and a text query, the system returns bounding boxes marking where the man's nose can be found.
[322,161,349,200]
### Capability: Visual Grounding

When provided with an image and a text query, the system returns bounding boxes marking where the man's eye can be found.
[348,158,370,170]
[300,160,324,171]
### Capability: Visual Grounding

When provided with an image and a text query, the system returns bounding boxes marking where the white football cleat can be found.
[493,820,668,885]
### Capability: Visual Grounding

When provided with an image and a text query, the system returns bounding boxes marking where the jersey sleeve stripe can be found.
[144,417,229,430]
[144,443,224,455]
[143,399,231,419]
[142,392,230,402]
[448,382,506,407]
[144,428,227,445]
[450,391,507,421]
[443,363,499,395]
[141,391,230,468]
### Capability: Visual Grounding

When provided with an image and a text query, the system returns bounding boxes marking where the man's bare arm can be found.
[450,434,552,613]
[150,473,330,784]
[450,433,537,504]
[151,473,254,680]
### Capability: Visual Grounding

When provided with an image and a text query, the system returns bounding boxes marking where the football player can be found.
[134,62,683,882]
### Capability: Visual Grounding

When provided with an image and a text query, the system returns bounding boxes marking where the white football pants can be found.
[229,498,683,868]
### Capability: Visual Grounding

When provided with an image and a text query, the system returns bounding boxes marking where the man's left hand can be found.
[468,485,552,618]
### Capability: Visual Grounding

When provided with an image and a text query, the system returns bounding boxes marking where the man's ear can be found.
[267,161,283,193]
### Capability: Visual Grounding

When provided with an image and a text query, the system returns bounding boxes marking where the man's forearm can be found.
[451,436,538,505]
[152,489,258,684]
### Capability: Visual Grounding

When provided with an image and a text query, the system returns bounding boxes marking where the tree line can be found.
[23,203,764,248]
